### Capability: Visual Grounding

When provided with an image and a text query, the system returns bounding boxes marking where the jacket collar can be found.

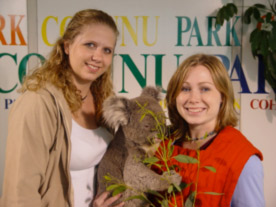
[43,83,72,138]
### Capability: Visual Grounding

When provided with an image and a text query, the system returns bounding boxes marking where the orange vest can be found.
[157,126,263,207]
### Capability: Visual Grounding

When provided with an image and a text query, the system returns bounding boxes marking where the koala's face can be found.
[102,86,166,150]
[122,97,165,148]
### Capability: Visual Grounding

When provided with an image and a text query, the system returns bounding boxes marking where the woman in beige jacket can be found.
[1,9,123,207]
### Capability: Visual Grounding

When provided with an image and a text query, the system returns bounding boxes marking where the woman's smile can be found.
[185,107,206,114]
[86,63,100,73]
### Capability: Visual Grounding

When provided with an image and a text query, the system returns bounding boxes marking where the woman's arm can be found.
[231,155,265,207]
[1,91,58,207]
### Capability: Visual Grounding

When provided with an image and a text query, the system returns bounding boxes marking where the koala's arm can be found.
[123,155,181,192]
[96,138,126,195]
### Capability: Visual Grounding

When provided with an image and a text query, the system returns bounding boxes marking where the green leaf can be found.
[196,149,200,157]
[143,156,160,164]
[103,175,112,181]
[272,21,276,31]
[228,3,238,15]
[266,13,272,23]
[253,4,266,9]
[168,185,173,193]
[202,166,216,173]
[147,190,164,198]
[250,28,262,56]
[152,163,163,168]
[184,198,193,207]
[167,138,173,147]
[173,154,198,163]
[271,22,276,50]
[106,184,121,191]
[265,71,276,89]
[244,7,253,24]
[167,139,174,157]
[260,32,269,56]
[263,55,276,90]
[140,113,146,121]
[253,8,261,21]
[156,134,161,139]
[223,8,230,21]
[184,191,196,207]
[265,53,276,80]
[124,195,147,202]
[202,192,224,196]
[215,3,237,27]
[161,199,169,207]
[215,9,225,26]
[169,164,179,171]
[250,28,260,42]
[180,182,192,189]
[112,185,127,196]
[269,33,276,51]
[173,183,182,192]
[225,3,237,18]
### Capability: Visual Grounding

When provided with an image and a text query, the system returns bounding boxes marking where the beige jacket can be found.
[1,84,73,207]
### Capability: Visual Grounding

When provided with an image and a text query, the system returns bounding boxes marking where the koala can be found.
[96,86,182,207]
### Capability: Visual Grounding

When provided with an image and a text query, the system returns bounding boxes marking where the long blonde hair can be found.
[20,9,119,124]
[166,54,238,139]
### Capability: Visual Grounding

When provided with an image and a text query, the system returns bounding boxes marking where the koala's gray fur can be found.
[96,86,181,207]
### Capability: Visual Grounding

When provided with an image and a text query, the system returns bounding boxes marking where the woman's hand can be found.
[92,192,124,207]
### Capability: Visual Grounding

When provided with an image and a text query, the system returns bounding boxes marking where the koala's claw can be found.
[162,170,182,186]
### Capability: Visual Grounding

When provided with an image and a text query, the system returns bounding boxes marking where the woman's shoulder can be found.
[219,126,255,146]
[220,126,241,135]
[10,83,66,116]
[217,126,263,160]
[16,84,58,104]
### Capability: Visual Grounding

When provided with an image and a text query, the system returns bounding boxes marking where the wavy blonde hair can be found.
[166,53,238,139]
[20,9,119,125]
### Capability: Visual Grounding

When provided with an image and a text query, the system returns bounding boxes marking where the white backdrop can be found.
[0,0,28,199]
[0,0,275,206]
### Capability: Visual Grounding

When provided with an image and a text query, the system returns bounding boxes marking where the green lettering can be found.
[225,16,241,46]
[152,54,166,92]
[18,53,45,84]
[0,53,17,93]
[207,17,221,46]
[175,16,191,46]
[119,54,148,93]
[174,54,183,68]
[187,18,203,46]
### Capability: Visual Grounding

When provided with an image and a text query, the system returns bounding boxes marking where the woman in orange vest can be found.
[161,53,264,207]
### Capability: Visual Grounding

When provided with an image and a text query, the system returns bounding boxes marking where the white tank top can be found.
[70,119,112,207]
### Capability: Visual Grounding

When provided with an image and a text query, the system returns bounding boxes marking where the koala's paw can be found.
[162,170,182,186]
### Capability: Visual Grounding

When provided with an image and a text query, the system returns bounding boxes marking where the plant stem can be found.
[193,150,200,207]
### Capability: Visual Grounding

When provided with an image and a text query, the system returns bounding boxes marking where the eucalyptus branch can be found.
[106,101,224,206]
[104,173,156,206]
[192,150,200,207]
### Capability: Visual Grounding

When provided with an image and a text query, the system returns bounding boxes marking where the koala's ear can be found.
[102,96,130,132]
[141,86,161,101]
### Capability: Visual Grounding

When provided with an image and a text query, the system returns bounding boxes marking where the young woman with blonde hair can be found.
[1,9,124,207]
